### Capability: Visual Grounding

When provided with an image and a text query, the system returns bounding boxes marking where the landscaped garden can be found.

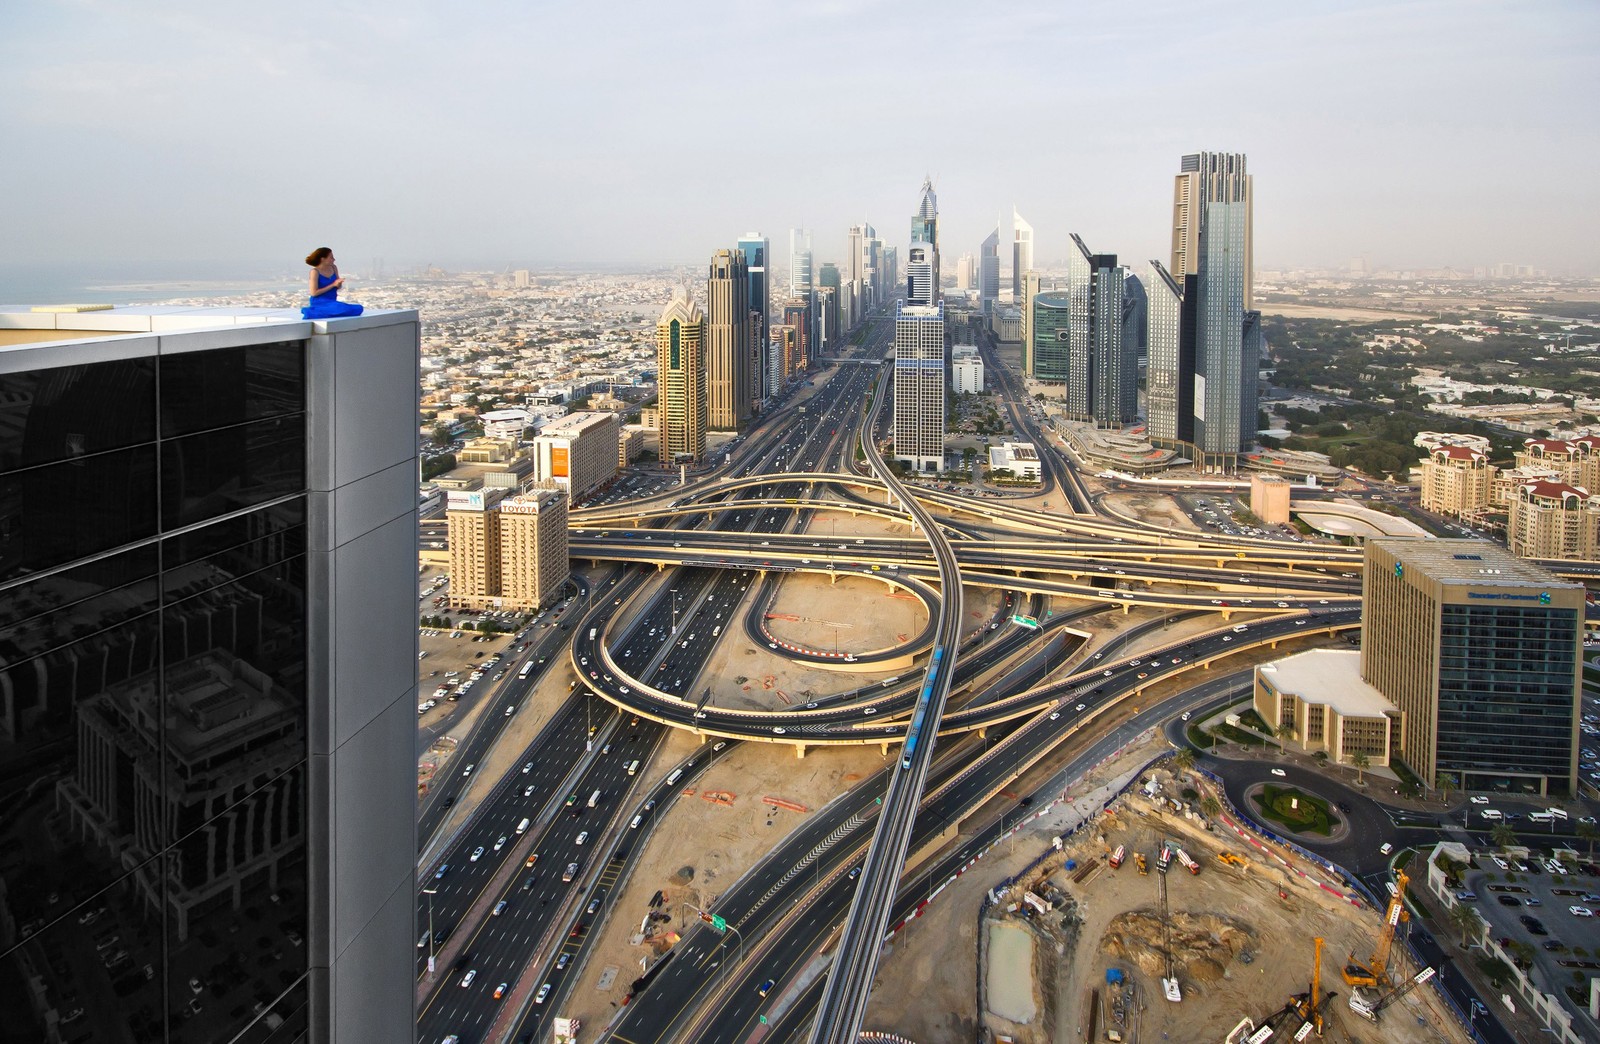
[1251,784,1340,836]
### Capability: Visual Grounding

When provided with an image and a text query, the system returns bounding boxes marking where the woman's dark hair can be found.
[305,247,333,266]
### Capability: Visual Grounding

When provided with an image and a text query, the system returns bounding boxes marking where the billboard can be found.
[446,489,485,511]
[551,445,570,478]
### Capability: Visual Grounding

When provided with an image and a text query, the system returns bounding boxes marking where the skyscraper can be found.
[737,232,770,405]
[956,253,977,291]
[978,224,1000,314]
[1170,151,1257,466]
[707,248,751,430]
[1145,259,1191,446]
[910,177,940,302]
[891,301,947,473]
[1066,234,1139,427]
[1012,207,1034,298]
[1362,539,1582,794]
[0,303,421,1044]
[905,242,936,307]
[818,262,842,352]
[788,227,813,299]
[1019,270,1041,375]
[656,295,707,463]
[1030,290,1073,386]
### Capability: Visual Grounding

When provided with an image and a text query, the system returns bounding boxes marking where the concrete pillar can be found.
[794,743,807,759]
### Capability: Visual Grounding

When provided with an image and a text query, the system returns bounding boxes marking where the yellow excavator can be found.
[1342,870,1409,988]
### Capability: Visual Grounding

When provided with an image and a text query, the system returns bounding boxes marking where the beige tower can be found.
[1171,151,1253,311]
[1420,445,1495,519]
[499,489,570,609]
[656,296,707,463]
[445,486,506,609]
[707,249,751,430]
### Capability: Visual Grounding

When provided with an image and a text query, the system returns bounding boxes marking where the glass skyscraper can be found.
[0,304,421,1044]
[736,232,769,406]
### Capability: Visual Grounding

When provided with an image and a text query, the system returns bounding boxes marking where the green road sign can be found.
[711,914,727,933]
[1011,614,1040,629]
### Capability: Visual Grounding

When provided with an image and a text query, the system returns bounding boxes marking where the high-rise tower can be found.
[1170,151,1257,466]
[978,224,1000,314]
[788,228,813,299]
[891,300,947,473]
[1145,260,1189,446]
[737,232,770,405]
[910,177,940,302]
[1012,207,1034,299]
[656,295,707,463]
[707,249,751,430]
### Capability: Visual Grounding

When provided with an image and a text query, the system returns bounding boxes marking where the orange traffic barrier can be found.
[763,797,809,813]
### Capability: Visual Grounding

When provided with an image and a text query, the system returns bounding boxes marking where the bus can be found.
[518,662,534,680]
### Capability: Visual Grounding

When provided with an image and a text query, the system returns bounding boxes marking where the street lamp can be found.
[422,886,439,980]
[671,589,679,635]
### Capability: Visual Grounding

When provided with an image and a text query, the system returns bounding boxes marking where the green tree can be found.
[430,423,453,446]
[1275,723,1295,758]
[1172,748,1197,774]
[1435,772,1457,805]
[1576,820,1599,859]
[1449,902,1482,946]
[1201,796,1222,820]
[1350,751,1370,784]
[1491,822,1517,851]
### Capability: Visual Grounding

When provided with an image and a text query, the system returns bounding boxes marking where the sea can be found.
[0,261,304,307]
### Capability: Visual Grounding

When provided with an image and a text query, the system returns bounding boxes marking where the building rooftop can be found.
[1370,537,1580,587]
[1258,649,1397,719]
[537,410,617,436]
[1433,444,1489,462]
[0,303,413,350]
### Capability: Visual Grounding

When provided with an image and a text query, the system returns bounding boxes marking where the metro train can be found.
[900,646,944,770]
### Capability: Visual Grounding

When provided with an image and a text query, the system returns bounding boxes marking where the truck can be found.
[1109,844,1126,869]
[589,627,597,641]
[588,789,601,808]
[1135,852,1148,875]
[1157,844,1173,875]
[1176,848,1200,875]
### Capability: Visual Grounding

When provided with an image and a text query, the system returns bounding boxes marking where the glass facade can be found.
[1437,603,1578,792]
[0,342,310,1043]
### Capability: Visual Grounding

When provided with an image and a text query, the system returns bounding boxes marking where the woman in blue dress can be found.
[301,247,364,318]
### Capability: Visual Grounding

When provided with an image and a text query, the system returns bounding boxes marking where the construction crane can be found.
[1349,966,1435,1022]
[1248,938,1337,1042]
[1342,869,1409,988]
[1288,937,1332,1036]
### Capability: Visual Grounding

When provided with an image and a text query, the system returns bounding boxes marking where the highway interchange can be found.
[413,309,1594,1044]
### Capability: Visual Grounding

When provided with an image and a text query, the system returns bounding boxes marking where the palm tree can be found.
[1576,820,1598,859]
[1350,751,1370,785]
[1434,772,1457,805]
[1275,723,1295,758]
[1448,902,1482,946]
[1201,796,1222,820]
[1491,822,1517,851]
[1172,748,1197,774]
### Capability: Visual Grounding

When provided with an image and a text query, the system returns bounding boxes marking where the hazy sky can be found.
[4,0,1598,279]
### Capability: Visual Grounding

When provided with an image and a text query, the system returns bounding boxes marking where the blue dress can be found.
[302,271,364,318]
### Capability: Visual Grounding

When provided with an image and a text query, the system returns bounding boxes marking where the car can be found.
[575,831,589,846]
[758,978,775,998]
[525,853,539,868]
[189,976,204,995]
[586,898,601,915]
[460,970,476,988]
[1336,801,1353,814]
[522,761,534,774]
[462,763,475,777]
[535,983,552,1004]
[1270,768,1286,777]
[1543,939,1566,952]
[1570,906,1595,917]
[1495,894,1519,906]
[1076,703,1086,711]
[1582,894,1600,903]
[1180,711,1191,721]
[1049,711,1060,720]
[470,847,484,862]
[1379,843,1393,855]
[555,952,571,970]
[493,982,507,999]
[1469,796,1489,804]
[494,835,508,851]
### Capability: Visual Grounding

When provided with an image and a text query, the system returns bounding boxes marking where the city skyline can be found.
[3,2,1598,281]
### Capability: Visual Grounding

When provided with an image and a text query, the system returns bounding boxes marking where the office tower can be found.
[891,301,947,473]
[905,242,936,306]
[950,344,984,393]
[497,488,570,608]
[0,304,421,1044]
[782,298,811,372]
[956,253,976,291]
[448,485,507,604]
[818,262,842,350]
[1145,260,1190,445]
[513,268,530,288]
[1508,481,1600,560]
[1030,291,1072,386]
[864,229,883,306]
[1170,151,1255,465]
[531,411,620,501]
[1123,272,1148,354]
[1362,539,1582,794]
[656,295,707,463]
[1019,271,1041,375]
[737,232,771,405]
[773,323,799,384]
[1062,235,1139,427]
[910,177,940,302]
[846,224,866,286]
[789,228,813,299]
[1012,207,1034,298]
[707,248,751,430]
[978,225,1000,314]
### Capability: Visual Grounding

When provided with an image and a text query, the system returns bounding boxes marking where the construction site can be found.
[866,756,1471,1044]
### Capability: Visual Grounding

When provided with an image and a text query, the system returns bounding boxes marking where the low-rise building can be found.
[530,410,618,501]
[1507,480,1600,561]
[1420,444,1495,518]
[1249,474,1292,525]
[950,344,984,394]
[987,441,1041,481]
[1254,649,1402,767]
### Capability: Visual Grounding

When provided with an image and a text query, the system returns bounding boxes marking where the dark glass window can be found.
[0,357,156,474]
[161,415,306,530]
[159,341,305,439]
[0,444,160,581]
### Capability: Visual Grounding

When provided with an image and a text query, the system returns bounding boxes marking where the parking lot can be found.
[1461,851,1600,985]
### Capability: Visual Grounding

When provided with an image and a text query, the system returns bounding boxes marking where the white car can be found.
[575,831,589,846]
[459,970,476,988]
[470,846,484,862]
[1569,906,1594,918]
[1469,796,1489,804]
[493,835,507,851]
[1270,768,1287,777]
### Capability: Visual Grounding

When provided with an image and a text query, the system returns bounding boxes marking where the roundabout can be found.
[1242,780,1350,842]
